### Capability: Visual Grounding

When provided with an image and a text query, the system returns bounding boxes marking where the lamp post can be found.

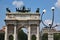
[41,7,59,40]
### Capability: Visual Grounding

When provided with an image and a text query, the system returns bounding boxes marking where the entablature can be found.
[5,12,40,20]
[4,20,40,26]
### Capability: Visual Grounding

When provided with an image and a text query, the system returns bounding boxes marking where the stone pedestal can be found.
[48,32,53,40]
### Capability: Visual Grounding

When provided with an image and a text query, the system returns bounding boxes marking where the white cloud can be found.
[12,1,24,8]
[44,20,52,25]
[55,23,60,30]
[55,0,60,8]
[44,20,60,30]
[44,20,60,25]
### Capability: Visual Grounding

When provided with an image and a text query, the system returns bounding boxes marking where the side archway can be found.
[9,35,13,40]
[31,35,36,40]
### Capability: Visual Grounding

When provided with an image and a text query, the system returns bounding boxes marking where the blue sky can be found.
[0,0,60,30]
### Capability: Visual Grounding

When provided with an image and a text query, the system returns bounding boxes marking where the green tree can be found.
[42,33,60,40]
[54,33,60,40]
[42,33,48,40]
[31,35,36,40]
[0,33,4,40]
[9,35,13,40]
[18,30,27,40]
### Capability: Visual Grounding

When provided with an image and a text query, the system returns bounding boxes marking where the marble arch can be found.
[4,11,40,40]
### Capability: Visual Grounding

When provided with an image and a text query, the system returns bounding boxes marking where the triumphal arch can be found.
[4,6,40,40]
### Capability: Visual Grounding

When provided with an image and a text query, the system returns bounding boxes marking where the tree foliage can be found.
[18,30,28,40]
[0,31,60,40]
[31,35,36,40]
[9,35,13,40]
[42,33,48,40]
[42,33,60,40]
[0,33,4,40]
[54,33,60,40]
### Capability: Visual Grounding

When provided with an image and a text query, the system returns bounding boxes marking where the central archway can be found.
[18,27,28,40]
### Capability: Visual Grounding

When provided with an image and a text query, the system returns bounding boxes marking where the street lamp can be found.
[43,9,46,13]
[41,7,59,40]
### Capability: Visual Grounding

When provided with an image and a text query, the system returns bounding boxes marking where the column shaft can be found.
[37,26,40,40]
[28,25,31,40]
[14,25,17,40]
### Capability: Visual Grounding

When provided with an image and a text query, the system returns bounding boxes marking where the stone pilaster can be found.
[28,25,31,40]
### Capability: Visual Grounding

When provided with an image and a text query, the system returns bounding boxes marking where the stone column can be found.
[14,25,17,40]
[5,26,8,40]
[37,25,40,40]
[28,25,31,40]
[48,32,53,40]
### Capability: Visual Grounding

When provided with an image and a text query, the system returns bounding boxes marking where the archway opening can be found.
[18,28,28,40]
[9,35,13,40]
[31,35,36,40]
